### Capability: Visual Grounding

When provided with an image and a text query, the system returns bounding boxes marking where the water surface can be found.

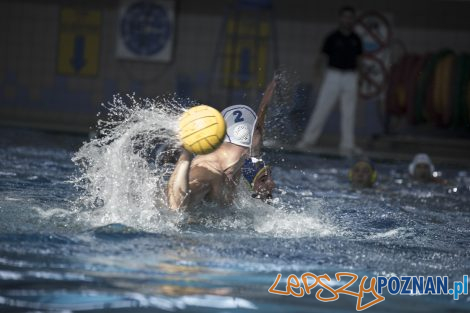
[0,121,469,312]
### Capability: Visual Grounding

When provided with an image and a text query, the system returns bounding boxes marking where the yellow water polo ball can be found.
[179,105,226,155]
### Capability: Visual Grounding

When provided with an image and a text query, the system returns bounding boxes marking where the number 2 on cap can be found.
[233,110,244,123]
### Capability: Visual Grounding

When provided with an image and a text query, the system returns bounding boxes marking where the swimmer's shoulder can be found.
[189,157,224,186]
[191,155,223,174]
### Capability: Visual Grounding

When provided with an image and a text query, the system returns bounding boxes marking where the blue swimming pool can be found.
[0,121,469,312]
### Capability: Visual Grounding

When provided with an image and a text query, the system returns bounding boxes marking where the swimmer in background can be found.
[349,157,377,189]
[409,153,447,184]
[242,158,276,202]
[167,80,276,210]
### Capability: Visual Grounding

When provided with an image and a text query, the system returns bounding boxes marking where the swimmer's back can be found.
[190,154,238,205]
[190,154,221,174]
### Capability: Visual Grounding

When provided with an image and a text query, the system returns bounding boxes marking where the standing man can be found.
[297,6,363,155]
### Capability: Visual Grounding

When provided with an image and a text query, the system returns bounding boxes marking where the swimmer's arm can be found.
[167,150,194,210]
[167,151,213,210]
[185,167,216,208]
[252,79,276,156]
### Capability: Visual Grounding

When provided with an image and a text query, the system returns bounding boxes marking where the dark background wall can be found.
[1,0,469,137]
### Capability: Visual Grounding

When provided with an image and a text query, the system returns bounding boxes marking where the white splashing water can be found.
[188,183,335,238]
[71,94,187,232]
[70,93,336,237]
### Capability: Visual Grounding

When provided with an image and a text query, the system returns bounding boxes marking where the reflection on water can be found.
[0,127,469,312]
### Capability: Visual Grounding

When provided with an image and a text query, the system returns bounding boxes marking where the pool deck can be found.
[266,135,470,167]
[1,123,468,167]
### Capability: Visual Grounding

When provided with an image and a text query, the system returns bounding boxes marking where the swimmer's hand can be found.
[179,147,194,161]
[252,78,276,156]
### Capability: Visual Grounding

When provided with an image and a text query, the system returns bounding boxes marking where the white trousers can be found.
[300,69,358,150]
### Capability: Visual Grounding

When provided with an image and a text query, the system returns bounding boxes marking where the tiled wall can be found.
[1,0,470,135]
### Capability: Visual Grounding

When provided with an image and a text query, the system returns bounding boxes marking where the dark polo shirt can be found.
[322,30,363,70]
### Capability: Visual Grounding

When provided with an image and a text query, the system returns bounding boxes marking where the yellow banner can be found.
[57,7,101,76]
[223,18,269,89]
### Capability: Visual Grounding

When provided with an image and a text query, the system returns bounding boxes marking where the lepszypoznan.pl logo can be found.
[268,272,468,311]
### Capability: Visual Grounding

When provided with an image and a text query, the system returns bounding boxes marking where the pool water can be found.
[0,123,470,312]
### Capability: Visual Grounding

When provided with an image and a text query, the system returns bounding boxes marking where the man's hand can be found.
[314,53,328,85]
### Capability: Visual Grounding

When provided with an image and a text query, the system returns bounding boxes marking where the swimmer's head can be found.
[349,157,377,188]
[338,6,356,31]
[221,105,257,149]
[409,153,435,182]
[242,157,275,201]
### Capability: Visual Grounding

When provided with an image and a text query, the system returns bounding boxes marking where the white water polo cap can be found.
[221,104,257,148]
[409,153,435,175]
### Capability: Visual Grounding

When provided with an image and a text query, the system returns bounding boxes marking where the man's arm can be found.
[251,79,276,156]
[354,33,364,74]
[314,34,331,84]
[167,150,211,210]
[314,53,328,83]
